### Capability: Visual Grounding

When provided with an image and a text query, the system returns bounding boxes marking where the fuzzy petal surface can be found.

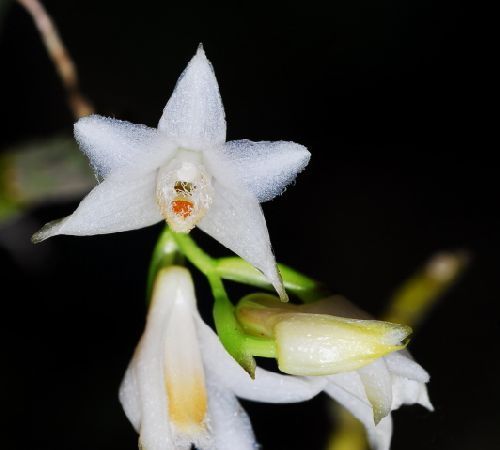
[158,46,226,150]
[32,172,162,242]
[223,139,310,202]
[199,150,286,299]
[75,115,175,177]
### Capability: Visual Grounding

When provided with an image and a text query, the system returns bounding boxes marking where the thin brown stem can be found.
[17,0,93,118]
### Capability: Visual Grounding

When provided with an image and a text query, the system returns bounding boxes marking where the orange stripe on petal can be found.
[165,374,207,432]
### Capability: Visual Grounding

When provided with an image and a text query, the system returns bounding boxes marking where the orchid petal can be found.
[163,279,208,443]
[119,358,141,432]
[384,350,430,383]
[121,275,176,450]
[206,379,258,450]
[325,372,393,450]
[32,172,162,242]
[199,151,286,300]
[74,115,174,177]
[223,139,310,202]
[158,45,226,150]
[391,375,433,411]
[358,359,393,425]
[197,319,326,402]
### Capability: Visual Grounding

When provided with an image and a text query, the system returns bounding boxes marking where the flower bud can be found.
[274,313,410,376]
[236,294,411,376]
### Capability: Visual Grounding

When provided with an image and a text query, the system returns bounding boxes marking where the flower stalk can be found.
[147,227,277,376]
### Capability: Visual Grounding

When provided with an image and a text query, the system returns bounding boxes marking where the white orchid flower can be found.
[121,266,431,450]
[320,296,434,450]
[119,266,326,450]
[32,45,311,300]
[235,294,433,450]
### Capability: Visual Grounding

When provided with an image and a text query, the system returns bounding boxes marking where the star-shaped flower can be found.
[32,45,310,300]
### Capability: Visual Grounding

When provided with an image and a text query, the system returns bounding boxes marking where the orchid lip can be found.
[155,150,214,232]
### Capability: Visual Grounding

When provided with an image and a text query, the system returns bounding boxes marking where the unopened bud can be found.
[236,294,411,376]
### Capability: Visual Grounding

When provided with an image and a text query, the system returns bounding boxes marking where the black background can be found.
[1,1,498,449]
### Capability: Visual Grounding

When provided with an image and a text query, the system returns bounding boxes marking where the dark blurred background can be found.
[1,0,498,449]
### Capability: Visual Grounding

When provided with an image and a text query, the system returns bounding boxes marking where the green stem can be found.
[215,256,328,302]
[170,231,215,274]
[171,232,262,376]
[242,335,277,358]
[146,227,184,302]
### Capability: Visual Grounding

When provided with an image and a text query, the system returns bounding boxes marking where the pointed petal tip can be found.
[31,218,66,244]
[192,43,208,63]
[277,287,289,303]
[373,410,386,426]
[73,113,100,134]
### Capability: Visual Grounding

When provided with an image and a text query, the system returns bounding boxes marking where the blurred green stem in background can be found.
[0,135,95,225]
[327,250,469,450]
[1,0,95,229]
[384,250,469,327]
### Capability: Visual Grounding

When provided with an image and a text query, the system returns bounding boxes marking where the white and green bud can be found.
[236,294,411,376]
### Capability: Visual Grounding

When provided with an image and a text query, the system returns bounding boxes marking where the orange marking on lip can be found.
[166,374,207,432]
[171,200,193,218]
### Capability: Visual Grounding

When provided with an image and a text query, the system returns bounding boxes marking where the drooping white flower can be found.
[320,296,434,450]
[122,267,431,450]
[32,45,311,300]
[119,266,326,450]
[235,294,433,450]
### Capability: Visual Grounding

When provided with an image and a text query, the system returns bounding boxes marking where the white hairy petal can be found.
[358,359,393,425]
[223,140,310,202]
[205,379,258,450]
[158,45,226,150]
[74,115,175,177]
[325,372,393,450]
[32,172,162,242]
[199,150,286,300]
[197,319,326,402]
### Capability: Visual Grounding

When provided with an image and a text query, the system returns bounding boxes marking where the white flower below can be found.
[120,266,325,450]
[32,45,311,301]
[120,267,432,450]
